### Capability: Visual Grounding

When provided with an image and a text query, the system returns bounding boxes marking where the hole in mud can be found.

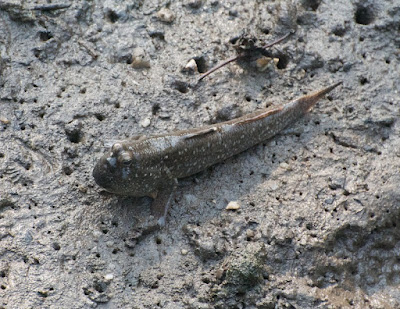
[149,30,165,40]
[0,153,4,158]
[105,10,119,23]
[39,31,53,41]
[52,242,61,251]
[301,0,321,11]
[152,103,161,115]
[95,113,105,121]
[33,49,40,59]
[66,129,83,143]
[194,56,207,73]
[172,80,189,93]
[261,27,270,35]
[156,237,162,244]
[63,166,73,176]
[276,54,289,69]
[359,77,368,85]
[125,56,133,65]
[354,5,375,25]
[332,25,347,37]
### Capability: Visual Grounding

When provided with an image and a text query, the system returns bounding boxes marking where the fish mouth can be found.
[92,159,116,192]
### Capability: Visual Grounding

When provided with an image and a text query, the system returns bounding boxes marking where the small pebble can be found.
[131,47,150,69]
[279,162,289,169]
[140,117,151,128]
[246,229,255,239]
[159,112,171,120]
[181,249,188,255]
[104,273,114,281]
[183,59,198,73]
[226,201,240,210]
[106,240,114,247]
[268,181,279,191]
[256,56,279,72]
[0,117,10,124]
[93,230,102,238]
[157,8,175,23]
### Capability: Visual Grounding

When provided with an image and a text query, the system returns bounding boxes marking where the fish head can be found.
[93,142,160,196]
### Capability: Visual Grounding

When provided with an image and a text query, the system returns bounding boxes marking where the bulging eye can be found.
[119,151,133,166]
[122,158,132,166]
[111,143,124,154]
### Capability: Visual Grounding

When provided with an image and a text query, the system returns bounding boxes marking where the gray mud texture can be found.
[0,0,399,308]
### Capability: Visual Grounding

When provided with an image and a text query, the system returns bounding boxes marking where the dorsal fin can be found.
[234,106,283,125]
[183,127,218,140]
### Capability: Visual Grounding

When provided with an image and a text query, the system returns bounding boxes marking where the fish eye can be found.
[122,158,132,166]
[119,151,133,166]
[112,143,123,154]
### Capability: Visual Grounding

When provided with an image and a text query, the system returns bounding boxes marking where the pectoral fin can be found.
[150,179,178,227]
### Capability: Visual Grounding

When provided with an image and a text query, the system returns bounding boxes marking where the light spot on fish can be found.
[122,167,131,179]
[107,157,117,167]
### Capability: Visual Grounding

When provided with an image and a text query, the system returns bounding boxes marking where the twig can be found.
[197,55,238,82]
[197,31,293,83]
[32,3,71,11]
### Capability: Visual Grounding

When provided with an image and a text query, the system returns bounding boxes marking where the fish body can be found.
[93,82,341,224]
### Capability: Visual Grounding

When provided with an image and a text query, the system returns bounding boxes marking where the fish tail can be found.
[299,81,342,112]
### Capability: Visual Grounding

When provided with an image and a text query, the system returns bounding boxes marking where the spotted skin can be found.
[93,82,341,225]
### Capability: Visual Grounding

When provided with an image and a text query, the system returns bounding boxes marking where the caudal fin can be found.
[299,81,342,112]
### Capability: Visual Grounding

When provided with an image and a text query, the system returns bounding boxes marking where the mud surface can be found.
[1,0,399,308]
